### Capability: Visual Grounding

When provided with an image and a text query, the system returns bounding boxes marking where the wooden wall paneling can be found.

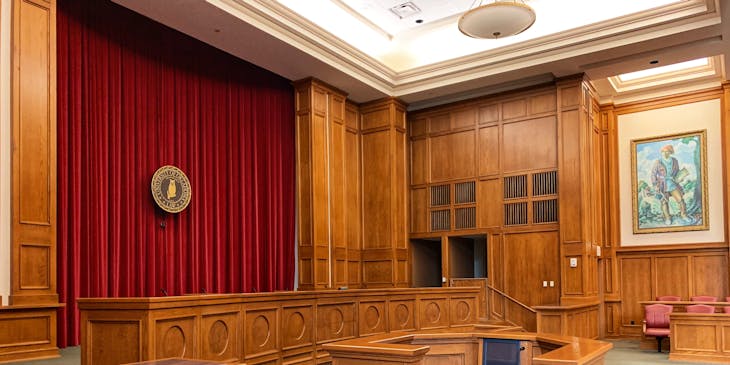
[557,77,602,305]
[654,256,690,299]
[478,126,499,177]
[330,94,347,289]
[3,0,61,362]
[360,98,409,288]
[11,0,57,306]
[410,137,428,186]
[0,306,59,363]
[345,102,362,288]
[501,116,557,173]
[362,130,391,249]
[618,256,652,336]
[477,179,500,228]
[294,79,354,290]
[410,187,428,234]
[724,83,730,253]
[488,234,504,319]
[691,253,728,298]
[295,88,314,288]
[503,231,560,306]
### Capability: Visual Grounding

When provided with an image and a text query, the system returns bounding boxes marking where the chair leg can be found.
[656,336,663,353]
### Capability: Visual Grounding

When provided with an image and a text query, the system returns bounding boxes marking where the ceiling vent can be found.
[390,2,421,19]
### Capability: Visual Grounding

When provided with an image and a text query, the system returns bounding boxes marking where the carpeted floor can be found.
[11,340,721,364]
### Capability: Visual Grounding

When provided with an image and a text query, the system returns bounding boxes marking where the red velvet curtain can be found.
[57,0,295,347]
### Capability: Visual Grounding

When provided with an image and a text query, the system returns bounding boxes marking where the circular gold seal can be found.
[151,165,191,213]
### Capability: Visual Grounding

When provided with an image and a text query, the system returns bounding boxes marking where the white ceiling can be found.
[112,0,728,107]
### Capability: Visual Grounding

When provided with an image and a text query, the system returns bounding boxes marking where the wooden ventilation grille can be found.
[454,181,476,204]
[533,171,557,196]
[504,175,527,199]
[431,185,450,206]
[504,202,528,226]
[533,199,558,224]
[455,207,476,229]
[431,210,450,231]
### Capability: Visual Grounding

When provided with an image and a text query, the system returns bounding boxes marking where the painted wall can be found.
[618,98,724,246]
[0,0,11,306]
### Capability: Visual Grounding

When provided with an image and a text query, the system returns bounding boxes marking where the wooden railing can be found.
[78,287,481,365]
[487,285,537,331]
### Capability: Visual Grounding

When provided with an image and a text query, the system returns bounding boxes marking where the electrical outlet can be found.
[442,277,447,283]
[542,281,548,287]
[549,281,554,287]
[570,257,578,268]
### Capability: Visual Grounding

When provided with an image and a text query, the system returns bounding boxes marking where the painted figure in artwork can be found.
[651,144,689,225]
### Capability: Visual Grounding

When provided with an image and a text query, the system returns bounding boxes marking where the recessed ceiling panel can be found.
[277,0,685,71]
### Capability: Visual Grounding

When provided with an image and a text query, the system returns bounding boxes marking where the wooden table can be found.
[323,325,613,365]
[669,313,730,364]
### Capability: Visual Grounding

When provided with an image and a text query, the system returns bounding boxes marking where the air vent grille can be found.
[504,175,527,199]
[430,185,450,206]
[533,199,558,224]
[390,2,421,19]
[455,207,476,229]
[533,171,557,196]
[504,202,528,226]
[431,210,450,231]
[454,181,476,204]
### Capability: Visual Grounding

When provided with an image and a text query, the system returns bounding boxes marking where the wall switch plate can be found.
[570,257,578,268]
[549,281,554,287]
[542,281,548,287]
[596,246,602,257]
[442,277,447,283]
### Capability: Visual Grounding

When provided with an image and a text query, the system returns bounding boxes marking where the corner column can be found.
[360,98,409,288]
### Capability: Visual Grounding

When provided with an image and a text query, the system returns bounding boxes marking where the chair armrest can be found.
[642,320,647,333]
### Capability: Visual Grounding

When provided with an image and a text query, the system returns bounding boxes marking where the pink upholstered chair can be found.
[656,295,681,301]
[724,306,730,314]
[686,304,714,313]
[691,295,717,302]
[643,304,673,353]
[726,296,730,302]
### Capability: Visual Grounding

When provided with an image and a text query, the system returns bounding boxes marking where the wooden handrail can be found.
[487,285,537,313]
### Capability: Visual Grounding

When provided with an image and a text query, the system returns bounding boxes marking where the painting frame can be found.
[630,130,708,234]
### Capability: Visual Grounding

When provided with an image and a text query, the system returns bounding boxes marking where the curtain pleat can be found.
[57,0,296,347]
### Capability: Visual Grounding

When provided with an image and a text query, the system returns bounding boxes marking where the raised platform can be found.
[78,287,481,365]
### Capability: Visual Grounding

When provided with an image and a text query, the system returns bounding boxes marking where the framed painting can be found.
[631,130,708,234]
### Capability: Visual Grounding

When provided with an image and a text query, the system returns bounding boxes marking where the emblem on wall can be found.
[151,165,191,213]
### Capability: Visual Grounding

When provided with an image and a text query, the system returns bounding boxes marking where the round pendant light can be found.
[458,1,536,39]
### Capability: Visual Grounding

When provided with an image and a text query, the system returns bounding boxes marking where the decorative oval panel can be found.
[252,315,271,347]
[208,320,229,355]
[282,306,313,349]
[162,326,186,358]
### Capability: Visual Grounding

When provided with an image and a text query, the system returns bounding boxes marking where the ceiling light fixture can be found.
[458,0,536,39]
